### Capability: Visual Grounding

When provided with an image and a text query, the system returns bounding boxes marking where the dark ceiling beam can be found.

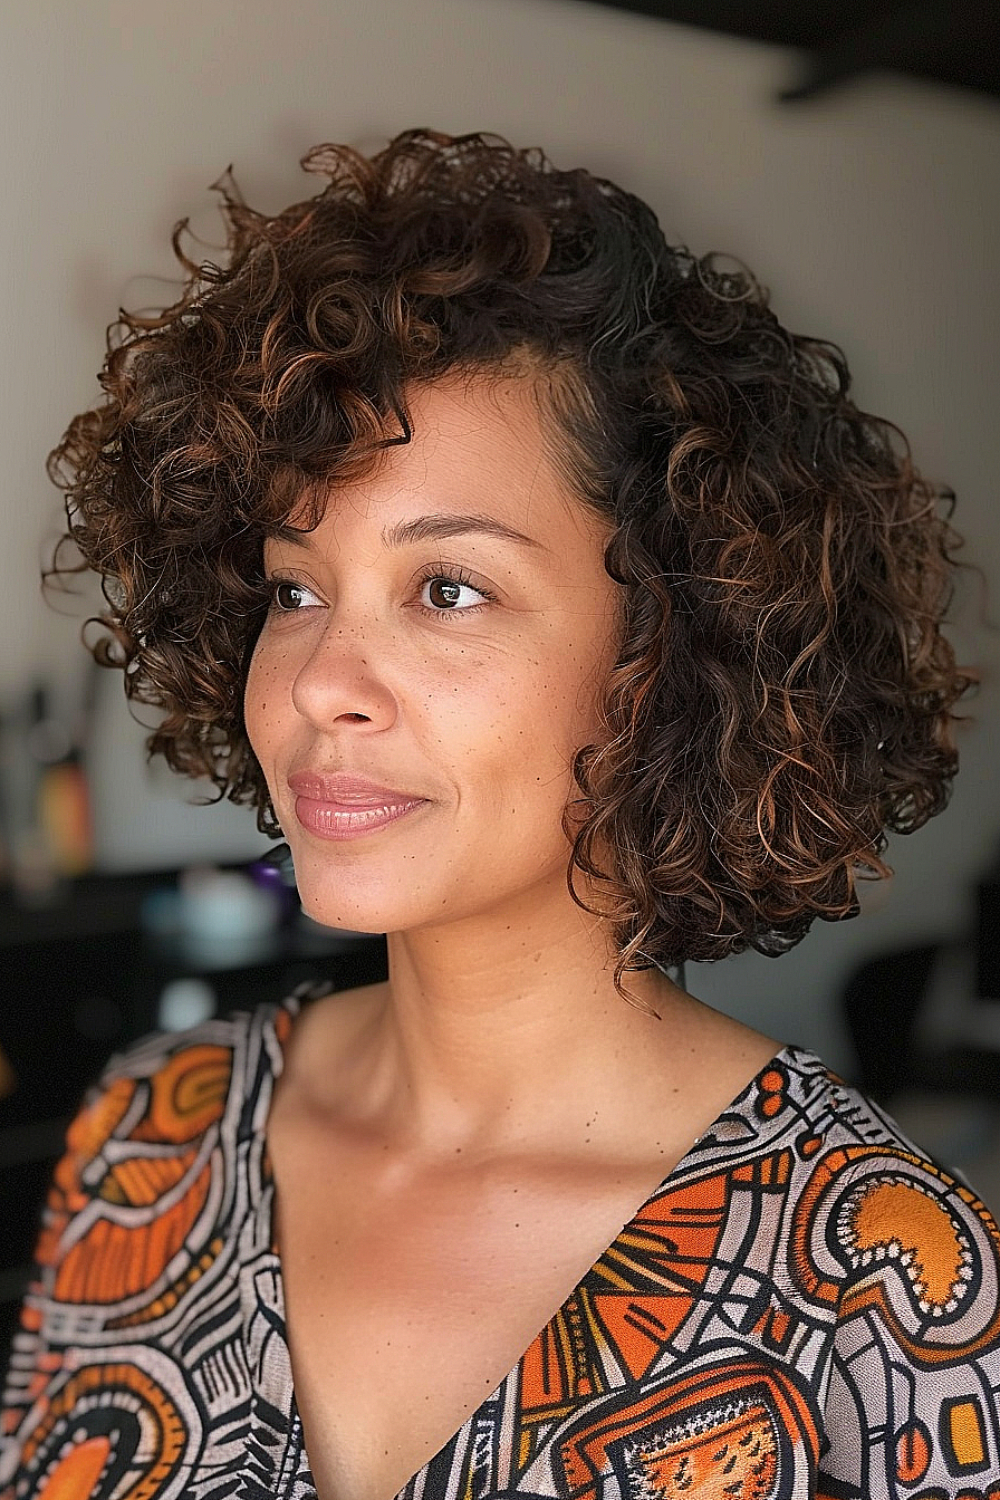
[565,0,1000,102]
[779,0,1000,101]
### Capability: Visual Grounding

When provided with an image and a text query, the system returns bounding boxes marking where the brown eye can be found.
[418,571,491,614]
[428,578,463,609]
[271,580,320,611]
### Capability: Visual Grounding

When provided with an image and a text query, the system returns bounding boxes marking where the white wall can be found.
[2,0,998,1064]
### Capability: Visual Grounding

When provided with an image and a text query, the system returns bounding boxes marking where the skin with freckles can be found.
[246,372,778,1500]
[247,371,619,951]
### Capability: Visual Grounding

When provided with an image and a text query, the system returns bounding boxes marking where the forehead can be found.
[287,372,606,550]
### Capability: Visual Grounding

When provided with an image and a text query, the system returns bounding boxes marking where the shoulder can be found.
[19,987,328,1305]
[97,985,307,1090]
[691,1044,1000,1336]
[781,1052,1000,1493]
[766,1047,1000,1305]
[0,991,326,1496]
[66,992,299,1162]
[716,1049,1000,1489]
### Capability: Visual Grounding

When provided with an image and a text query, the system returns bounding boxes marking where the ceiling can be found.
[572,0,1000,101]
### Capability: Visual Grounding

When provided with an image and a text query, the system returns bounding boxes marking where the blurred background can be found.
[0,0,998,1371]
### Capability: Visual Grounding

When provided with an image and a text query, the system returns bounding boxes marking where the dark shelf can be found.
[0,870,169,948]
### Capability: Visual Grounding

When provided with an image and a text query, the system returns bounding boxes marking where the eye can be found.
[268,578,323,612]
[417,567,495,616]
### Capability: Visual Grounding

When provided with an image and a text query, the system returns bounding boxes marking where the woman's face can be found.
[244,372,621,936]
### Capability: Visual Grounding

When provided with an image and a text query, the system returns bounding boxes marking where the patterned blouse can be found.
[2,985,1000,1500]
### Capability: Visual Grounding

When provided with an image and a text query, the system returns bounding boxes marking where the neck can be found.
[344,872,688,1153]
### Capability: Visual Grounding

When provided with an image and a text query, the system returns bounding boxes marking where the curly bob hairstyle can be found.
[49,126,971,985]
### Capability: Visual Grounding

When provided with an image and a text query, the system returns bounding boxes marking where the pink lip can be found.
[288,770,430,842]
[293,796,427,840]
[288,771,427,805]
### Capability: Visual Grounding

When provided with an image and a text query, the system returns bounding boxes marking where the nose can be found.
[290,617,399,732]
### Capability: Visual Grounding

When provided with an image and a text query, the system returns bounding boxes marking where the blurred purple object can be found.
[247,843,298,917]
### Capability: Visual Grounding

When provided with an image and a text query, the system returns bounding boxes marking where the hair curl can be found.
[48,126,972,991]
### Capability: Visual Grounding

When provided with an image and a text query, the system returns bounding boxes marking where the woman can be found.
[1,127,997,1500]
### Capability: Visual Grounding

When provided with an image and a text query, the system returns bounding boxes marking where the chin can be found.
[291,858,429,936]
[295,883,392,935]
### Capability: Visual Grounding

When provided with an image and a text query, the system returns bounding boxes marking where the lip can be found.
[288,770,428,805]
[293,796,428,841]
[288,770,431,843]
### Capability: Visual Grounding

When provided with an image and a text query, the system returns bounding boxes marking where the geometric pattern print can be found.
[2,1000,1000,1499]
[421,1061,1000,1500]
[0,986,318,1500]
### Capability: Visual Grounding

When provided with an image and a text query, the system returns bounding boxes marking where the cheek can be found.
[243,638,288,764]
[488,644,601,783]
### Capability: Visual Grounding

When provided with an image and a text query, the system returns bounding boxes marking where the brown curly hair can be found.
[47,126,971,985]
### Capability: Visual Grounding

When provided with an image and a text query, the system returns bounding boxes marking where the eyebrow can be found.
[276,510,549,555]
[381,513,546,552]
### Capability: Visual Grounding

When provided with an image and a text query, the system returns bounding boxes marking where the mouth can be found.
[287,770,431,842]
[288,769,427,802]
[292,795,429,841]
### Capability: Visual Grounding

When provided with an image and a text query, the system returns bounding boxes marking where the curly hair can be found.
[47,126,971,988]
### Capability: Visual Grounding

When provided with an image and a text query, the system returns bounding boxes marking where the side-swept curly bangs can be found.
[47,126,971,985]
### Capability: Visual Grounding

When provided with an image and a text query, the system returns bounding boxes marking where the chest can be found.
[268,1126,667,1500]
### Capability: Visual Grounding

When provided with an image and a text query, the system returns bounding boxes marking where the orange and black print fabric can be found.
[2,987,1000,1498]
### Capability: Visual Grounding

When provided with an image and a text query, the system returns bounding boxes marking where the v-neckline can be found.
[258,991,793,1500]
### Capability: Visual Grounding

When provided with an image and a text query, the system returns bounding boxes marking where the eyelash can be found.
[266,563,498,621]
